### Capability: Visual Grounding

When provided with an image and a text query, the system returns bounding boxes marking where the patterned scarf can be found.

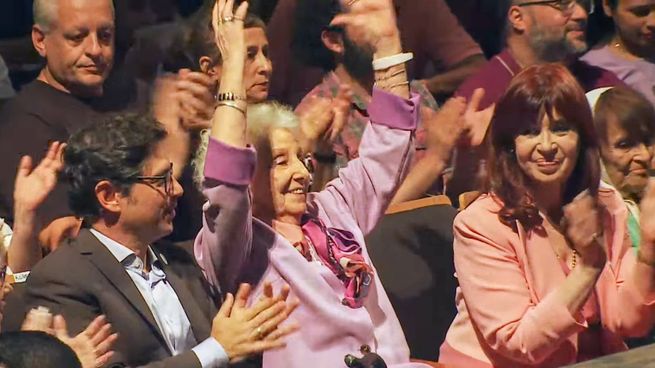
[298,215,373,309]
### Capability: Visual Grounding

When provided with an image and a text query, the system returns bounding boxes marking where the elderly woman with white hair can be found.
[191,0,460,366]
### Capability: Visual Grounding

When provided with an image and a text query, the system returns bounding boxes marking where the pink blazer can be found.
[195,89,431,368]
[439,188,655,368]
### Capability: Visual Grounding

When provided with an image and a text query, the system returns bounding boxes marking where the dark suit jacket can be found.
[18,229,219,368]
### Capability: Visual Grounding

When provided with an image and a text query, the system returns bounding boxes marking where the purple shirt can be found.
[456,48,624,109]
[194,88,431,367]
[582,45,655,107]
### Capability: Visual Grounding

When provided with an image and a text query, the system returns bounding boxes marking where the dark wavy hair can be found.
[292,0,341,70]
[486,63,600,230]
[63,113,167,223]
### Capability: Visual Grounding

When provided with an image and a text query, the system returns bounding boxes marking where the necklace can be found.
[611,38,653,62]
[556,249,578,270]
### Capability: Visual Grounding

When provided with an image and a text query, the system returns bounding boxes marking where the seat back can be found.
[367,196,458,361]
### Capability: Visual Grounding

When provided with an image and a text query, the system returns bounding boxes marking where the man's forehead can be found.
[52,0,114,29]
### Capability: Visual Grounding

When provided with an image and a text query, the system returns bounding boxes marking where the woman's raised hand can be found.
[563,191,607,269]
[212,0,249,65]
[330,0,401,57]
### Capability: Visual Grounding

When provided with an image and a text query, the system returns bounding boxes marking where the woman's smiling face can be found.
[515,110,581,187]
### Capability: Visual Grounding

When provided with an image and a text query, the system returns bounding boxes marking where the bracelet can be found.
[372,52,413,71]
[217,101,246,115]
[375,80,409,90]
[374,68,405,82]
[216,92,246,102]
[313,151,337,164]
[387,81,409,89]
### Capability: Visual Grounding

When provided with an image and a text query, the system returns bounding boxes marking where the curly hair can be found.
[63,113,167,223]
[486,63,600,230]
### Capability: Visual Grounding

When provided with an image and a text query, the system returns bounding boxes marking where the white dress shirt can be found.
[90,228,228,367]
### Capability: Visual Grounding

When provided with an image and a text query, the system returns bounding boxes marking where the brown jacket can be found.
[19,229,219,368]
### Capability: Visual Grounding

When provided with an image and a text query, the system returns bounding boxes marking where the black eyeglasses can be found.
[518,0,594,15]
[135,162,174,196]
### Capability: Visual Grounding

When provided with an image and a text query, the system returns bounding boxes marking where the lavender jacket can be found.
[194,88,431,367]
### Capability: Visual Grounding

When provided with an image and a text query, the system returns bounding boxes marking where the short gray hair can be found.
[191,102,300,190]
[33,0,58,32]
[33,0,115,32]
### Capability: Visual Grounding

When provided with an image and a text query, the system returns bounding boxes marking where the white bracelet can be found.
[372,52,413,71]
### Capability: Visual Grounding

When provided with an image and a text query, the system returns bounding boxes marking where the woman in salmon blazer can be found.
[439,63,655,368]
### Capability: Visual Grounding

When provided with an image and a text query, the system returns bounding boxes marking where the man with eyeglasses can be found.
[6,113,298,367]
[446,0,624,202]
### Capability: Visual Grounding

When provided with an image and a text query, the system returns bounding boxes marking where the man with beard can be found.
[293,0,449,200]
[457,0,622,108]
[448,0,625,202]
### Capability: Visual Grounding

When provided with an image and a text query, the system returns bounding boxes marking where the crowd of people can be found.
[0,0,654,367]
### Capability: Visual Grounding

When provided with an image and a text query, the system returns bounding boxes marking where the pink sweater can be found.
[195,89,430,367]
[440,189,655,368]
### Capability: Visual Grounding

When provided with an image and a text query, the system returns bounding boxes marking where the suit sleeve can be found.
[24,256,207,368]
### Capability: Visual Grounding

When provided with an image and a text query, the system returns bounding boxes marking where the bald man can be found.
[0,0,115,231]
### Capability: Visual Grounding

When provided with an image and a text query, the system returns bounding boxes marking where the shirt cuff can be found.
[204,138,257,186]
[192,337,229,368]
[368,88,420,131]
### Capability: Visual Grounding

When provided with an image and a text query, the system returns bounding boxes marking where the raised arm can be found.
[8,142,66,273]
[310,0,419,234]
[194,0,254,294]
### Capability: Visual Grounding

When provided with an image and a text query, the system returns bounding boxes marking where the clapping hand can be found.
[13,142,65,214]
[176,69,215,131]
[21,308,117,368]
[53,315,117,368]
[460,88,495,148]
[423,97,467,160]
[211,283,299,362]
[299,85,353,154]
[563,191,607,269]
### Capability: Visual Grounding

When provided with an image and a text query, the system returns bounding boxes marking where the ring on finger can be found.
[256,326,264,340]
[222,15,234,22]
